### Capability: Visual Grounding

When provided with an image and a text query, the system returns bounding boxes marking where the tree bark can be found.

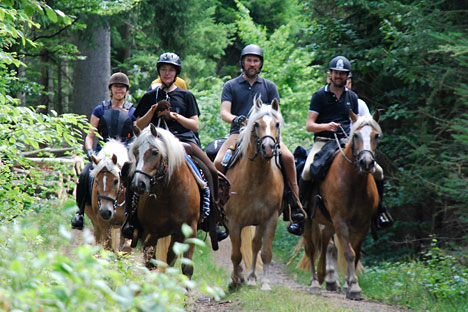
[72,17,111,119]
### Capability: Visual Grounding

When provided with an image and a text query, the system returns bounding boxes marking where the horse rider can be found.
[213,44,306,233]
[121,52,228,242]
[71,72,136,230]
[291,55,393,236]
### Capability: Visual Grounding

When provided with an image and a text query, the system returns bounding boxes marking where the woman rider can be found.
[71,72,136,229]
[121,52,228,241]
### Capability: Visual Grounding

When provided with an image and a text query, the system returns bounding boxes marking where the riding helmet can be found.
[157,52,182,75]
[108,72,129,89]
[329,56,351,72]
[240,44,264,70]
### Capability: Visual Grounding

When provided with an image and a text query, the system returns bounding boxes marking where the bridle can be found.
[248,123,281,161]
[134,154,168,187]
[96,171,125,210]
[334,124,377,166]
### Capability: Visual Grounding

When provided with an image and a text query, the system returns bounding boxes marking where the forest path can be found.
[187,238,405,312]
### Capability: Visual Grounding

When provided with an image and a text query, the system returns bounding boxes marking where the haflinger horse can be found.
[127,124,200,279]
[300,110,382,300]
[86,139,130,252]
[225,97,284,291]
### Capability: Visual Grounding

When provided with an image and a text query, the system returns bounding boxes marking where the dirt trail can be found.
[189,239,405,312]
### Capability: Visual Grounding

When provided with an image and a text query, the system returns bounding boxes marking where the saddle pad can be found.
[185,155,206,189]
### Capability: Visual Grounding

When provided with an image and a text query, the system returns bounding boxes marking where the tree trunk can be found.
[72,17,111,119]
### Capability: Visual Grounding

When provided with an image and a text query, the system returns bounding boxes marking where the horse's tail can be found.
[240,226,263,271]
[295,220,321,272]
[335,234,365,277]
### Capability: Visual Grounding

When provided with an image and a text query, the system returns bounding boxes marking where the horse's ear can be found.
[150,123,159,137]
[349,109,358,123]
[271,98,279,111]
[111,154,118,165]
[255,96,263,111]
[373,109,381,123]
[91,155,100,165]
[133,125,141,137]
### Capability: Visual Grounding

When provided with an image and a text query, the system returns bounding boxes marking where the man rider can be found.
[71,72,136,229]
[213,44,306,232]
[289,56,392,235]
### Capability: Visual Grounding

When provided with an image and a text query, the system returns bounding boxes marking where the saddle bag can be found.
[205,138,227,162]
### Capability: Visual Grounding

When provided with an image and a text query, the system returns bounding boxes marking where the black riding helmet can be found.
[157,52,182,75]
[329,56,351,72]
[240,44,264,71]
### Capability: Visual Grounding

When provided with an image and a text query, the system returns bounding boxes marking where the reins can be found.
[334,123,377,166]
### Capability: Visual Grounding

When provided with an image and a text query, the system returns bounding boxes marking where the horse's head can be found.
[129,124,185,195]
[239,97,283,160]
[349,110,382,174]
[90,153,124,220]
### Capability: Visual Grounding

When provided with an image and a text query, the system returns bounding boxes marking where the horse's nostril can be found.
[137,180,146,193]
[100,209,112,220]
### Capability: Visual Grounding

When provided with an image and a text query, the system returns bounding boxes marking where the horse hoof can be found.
[309,286,321,294]
[130,228,139,248]
[260,283,272,291]
[247,279,256,287]
[326,282,341,293]
[346,291,363,300]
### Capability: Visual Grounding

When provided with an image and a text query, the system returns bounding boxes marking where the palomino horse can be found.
[301,110,382,300]
[86,139,130,252]
[225,97,284,291]
[128,125,200,279]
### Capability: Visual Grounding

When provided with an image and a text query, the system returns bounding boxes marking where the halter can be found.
[248,126,281,161]
[96,174,125,211]
[134,155,168,186]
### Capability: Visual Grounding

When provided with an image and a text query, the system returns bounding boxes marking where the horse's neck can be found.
[335,144,368,184]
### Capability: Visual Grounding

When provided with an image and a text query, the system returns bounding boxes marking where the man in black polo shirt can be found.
[290,56,392,236]
[214,44,306,231]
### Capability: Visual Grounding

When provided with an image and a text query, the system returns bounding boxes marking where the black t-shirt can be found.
[309,84,359,139]
[134,87,200,144]
[221,75,280,134]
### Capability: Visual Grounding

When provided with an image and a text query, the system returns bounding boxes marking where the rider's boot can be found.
[72,166,90,230]
[71,211,84,230]
[283,156,306,235]
[121,188,136,239]
[375,179,394,229]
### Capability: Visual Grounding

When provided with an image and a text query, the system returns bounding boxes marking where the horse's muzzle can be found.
[260,138,276,159]
[357,150,375,174]
[99,207,113,220]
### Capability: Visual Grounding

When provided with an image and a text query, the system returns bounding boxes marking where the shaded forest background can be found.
[1,0,467,261]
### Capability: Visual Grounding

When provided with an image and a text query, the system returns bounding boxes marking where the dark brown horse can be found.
[300,110,382,299]
[128,124,200,278]
[86,139,130,252]
[224,98,284,291]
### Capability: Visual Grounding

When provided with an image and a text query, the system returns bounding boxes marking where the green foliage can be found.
[0,105,91,220]
[0,200,223,311]
[360,240,468,311]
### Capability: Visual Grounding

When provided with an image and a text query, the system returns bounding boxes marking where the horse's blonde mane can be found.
[349,115,382,138]
[238,102,284,156]
[90,139,128,178]
[129,126,186,181]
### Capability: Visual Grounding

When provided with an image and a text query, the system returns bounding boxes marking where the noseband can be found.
[248,127,281,161]
[334,124,377,166]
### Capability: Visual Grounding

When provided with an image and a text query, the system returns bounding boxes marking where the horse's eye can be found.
[151,150,158,156]
[374,134,380,141]
[254,122,259,128]
[113,179,119,186]
[275,122,280,128]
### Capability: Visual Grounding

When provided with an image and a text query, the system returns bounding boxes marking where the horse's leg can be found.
[246,224,264,287]
[228,226,245,290]
[302,218,321,294]
[334,224,362,300]
[258,214,279,291]
[324,234,341,292]
[142,234,157,270]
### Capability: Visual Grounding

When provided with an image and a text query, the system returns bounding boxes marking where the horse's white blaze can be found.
[103,174,108,191]
[136,143,150,171]
[360,125,373,151]
[263,115,273,136]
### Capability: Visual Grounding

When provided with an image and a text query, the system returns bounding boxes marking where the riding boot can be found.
[299,178,313,209]
[375,179,394,229]
[121,188,136,239]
